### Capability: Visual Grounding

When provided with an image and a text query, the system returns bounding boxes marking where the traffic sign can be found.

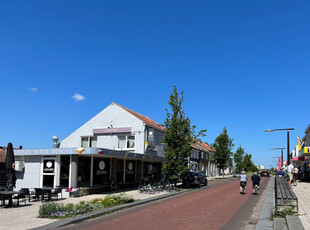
[305,147,310,154]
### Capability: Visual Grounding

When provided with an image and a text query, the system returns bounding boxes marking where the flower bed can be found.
[39,193,136,219]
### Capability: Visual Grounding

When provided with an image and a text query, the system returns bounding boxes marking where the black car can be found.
[183,171,208,187]
[260,170,270,177]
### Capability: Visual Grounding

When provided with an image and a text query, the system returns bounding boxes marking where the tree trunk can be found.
[222,168,225,179]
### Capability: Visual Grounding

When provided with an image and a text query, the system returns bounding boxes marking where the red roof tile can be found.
[113,103,165,131]
[195,141,215,152]
[191,144,200,150]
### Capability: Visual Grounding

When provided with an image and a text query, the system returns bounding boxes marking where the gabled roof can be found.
[112,103,165,131]
[191,143,200,150]
[195,141,215,152]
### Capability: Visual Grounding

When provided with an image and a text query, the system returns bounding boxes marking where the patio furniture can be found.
[51,187,62,200]
[0,193,5,209]
[13,190,26,206]
[21,188,35,202]
[0,191,19,207]
[34,188,44,201]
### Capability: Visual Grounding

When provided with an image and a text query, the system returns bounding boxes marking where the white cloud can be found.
[72,93,86,101]
[27,87,38,92]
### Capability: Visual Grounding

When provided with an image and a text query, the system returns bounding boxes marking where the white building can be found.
[14,103,166,193]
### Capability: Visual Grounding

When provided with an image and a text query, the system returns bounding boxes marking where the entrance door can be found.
[42,158,56,187]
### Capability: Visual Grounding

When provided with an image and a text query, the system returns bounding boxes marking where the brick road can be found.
[63,177,268,230]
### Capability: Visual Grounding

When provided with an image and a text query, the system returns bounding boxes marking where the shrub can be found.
[39,193,136,219]
[74,201,95,215]
[39,202,74,219]
[270,207,295,220]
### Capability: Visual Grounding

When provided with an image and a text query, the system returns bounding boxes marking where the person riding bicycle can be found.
[251,171,261,194]
[239,171,247,194]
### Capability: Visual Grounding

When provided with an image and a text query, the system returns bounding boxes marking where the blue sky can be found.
[1,1,310,168]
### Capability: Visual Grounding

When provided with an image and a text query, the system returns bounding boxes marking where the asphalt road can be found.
[60,177,270,230]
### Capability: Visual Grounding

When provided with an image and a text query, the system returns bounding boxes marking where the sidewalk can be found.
[255,176,274,230]
[292,182,310,229]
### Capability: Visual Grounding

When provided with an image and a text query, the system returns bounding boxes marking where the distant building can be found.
[256,165,264,170]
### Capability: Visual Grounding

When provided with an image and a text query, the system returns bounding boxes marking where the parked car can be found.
[233,171,242,177]
[183,171,208,187]
[260,170,270,177]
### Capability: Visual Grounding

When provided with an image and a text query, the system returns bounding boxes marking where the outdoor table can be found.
[0,191,19,207]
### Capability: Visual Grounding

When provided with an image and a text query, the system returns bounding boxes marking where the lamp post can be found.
[270,148,285,167]
[265,128,295,165]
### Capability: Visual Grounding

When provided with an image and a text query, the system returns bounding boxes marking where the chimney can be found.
[53,135,60,148]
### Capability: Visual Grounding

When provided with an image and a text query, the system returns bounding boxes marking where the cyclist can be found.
[239,171,247,194]
[251,171,261,195]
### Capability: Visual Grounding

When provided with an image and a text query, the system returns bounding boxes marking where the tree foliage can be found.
[234,146,258,172]
[211,127,234,177]
[162,86,204,183]
[234,145,245,171]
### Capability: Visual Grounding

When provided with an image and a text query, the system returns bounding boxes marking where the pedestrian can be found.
[239,171,247,194]
[287,162,294,187]
[251,172,261,194]
[294,166,299,182]
[278,168,283,177]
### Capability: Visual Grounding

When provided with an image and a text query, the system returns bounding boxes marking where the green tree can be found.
[234,146,245,171]
[211,127,234,178]
[242,153,258,172]
[162,86,205,184]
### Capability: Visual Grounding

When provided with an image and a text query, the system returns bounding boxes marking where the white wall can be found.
[16,156,41,190]
[60,104,146,153]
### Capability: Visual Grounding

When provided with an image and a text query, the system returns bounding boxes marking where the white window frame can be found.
[81,136,97,148]
[117,135,135,150]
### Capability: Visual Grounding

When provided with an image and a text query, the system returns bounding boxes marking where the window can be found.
[118,135,135,149]
[81,137,88,148]
[90,137,97,147]
[81,136,97,148]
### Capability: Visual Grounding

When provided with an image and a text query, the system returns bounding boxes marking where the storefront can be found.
[14,147,164,194]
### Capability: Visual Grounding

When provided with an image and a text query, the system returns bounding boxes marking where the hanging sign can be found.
[304,147,310,154]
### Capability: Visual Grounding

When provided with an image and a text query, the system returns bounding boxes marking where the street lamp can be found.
[265,128,295,165]
[270,148,285,167]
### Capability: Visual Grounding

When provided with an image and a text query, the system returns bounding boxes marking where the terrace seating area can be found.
[0,187,64,208]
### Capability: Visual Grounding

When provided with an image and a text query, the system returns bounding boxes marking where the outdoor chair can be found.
[34,188,44,201]
[51,187,63,200]
[0,194,5,209]
[21,188,35,202]
[13,190,26,206]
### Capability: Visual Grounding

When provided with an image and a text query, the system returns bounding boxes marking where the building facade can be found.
[14,103,166,192]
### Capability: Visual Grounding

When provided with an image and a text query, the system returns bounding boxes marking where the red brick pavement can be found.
[78,177,267,230]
